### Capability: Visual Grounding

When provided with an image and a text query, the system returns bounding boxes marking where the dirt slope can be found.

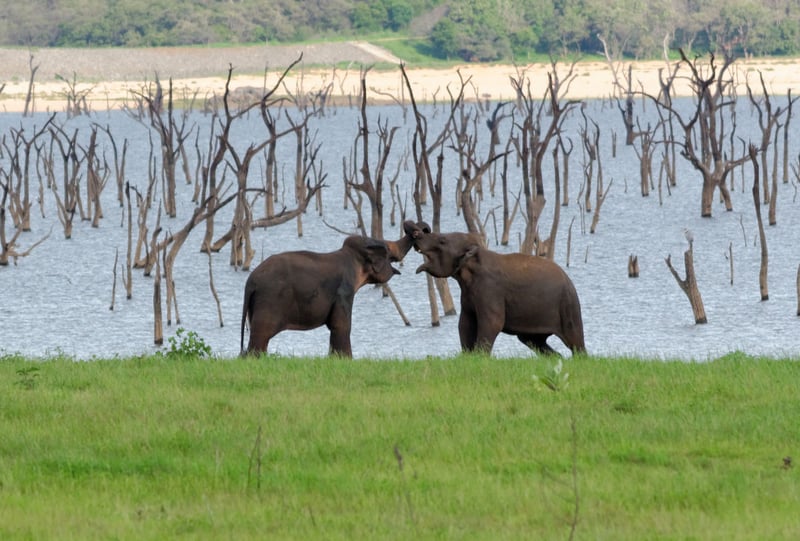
[0,42,395,83]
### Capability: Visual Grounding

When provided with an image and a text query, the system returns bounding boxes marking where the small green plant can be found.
[15,366,40,390]
[162,328,212,359]
[532,358,569,392]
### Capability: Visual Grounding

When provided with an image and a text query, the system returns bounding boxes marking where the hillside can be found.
[0,42,400,83]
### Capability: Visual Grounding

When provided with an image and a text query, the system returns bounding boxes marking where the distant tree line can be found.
[1,0,798,61]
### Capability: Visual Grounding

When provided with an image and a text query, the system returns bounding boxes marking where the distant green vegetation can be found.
[1,352,798,540]
[3,0,799,63]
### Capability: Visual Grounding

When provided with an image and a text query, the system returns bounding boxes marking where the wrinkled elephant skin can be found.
[241,229,418,357]
[403,220,586,355]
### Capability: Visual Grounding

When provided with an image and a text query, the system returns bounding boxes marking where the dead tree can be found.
[219,121,323,269]
[350,70,398,239]
[124,183,134,299]
[653,51,750,217]
[510,63,580,256]
[665,231,707,324]
[23,52,38,117]
[153,243,164,345]
[55,72,94,117]
[579,109,612,234]
[45,123,84,239]
[628,255,639,277]
[158,190,241,327]
[3,115,55,232]
[558,136,574,207]
[97,124,129,208]
[749,145,769,301]
[0,175,50,266]
[782,91,793,185]
[445,78,508,238]
[81,126,110,228]
[796,264,800,316]
[137,75,195,219]
[346,70,414,325]
[631,117,661,198]
[499,147,521,246]
[400,63,460,322]
[131,152,159,271]
[259,106,282,220]
[747,72,797,226]
[201,58,307,258]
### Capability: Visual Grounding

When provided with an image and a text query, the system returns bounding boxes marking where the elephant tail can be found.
[240,284,253,355]
[561,283,587,354]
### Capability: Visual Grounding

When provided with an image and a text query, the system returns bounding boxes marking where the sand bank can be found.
[1,53,798,113]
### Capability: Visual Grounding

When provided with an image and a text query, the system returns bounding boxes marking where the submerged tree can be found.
[650,50,750,217]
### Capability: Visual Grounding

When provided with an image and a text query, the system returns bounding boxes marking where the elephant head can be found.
[402,220,481,278]
[342,236,401,285]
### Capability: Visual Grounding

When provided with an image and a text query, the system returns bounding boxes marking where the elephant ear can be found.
[454,241,480,273]
[362,239,395,268]
[344,236,384,255]
[364,238,390,257]
[464,244,479,259]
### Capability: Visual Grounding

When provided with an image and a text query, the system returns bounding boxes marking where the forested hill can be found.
[2,0,798,63]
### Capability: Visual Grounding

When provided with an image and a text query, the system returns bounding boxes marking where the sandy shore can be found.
[1,47,799,113]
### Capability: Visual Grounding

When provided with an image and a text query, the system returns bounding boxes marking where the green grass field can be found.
[1,352,798,540]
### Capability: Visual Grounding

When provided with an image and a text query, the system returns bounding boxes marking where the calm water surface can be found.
[1,99,799,360]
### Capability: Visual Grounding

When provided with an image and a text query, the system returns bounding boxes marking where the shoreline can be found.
[2,54,799,113]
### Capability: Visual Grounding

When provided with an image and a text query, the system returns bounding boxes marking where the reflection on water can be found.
[1,100,798,360]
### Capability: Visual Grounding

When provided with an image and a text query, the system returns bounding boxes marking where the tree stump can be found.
[628,254,639,278]
[665,239,707,324]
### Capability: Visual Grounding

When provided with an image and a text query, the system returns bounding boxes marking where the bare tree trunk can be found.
[769,128,779,226]
[208,250,224,327]
[665,239,707,324]
[153,246,164,346]
[23,53,38,117]
[293,124,305,237]
[400,64,459,322]
[560,137,573,207]
[783,91,793,184]
[749,145,769,301]
[383,284,411,326]
[796,264,800,316]
[590,180,612,235]
[628,255,639,278]
[426,274,440,327]
[566,217,575,268]
[110,249,118,310]
[124,183,134,299]
[728,242,734,285]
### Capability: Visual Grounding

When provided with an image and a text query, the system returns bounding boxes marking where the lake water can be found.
[1,97,799,360]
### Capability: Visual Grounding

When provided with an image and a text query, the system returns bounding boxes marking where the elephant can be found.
[240,228,418,357]
[403,220,586,355]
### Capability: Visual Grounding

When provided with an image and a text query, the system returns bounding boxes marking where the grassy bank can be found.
[0,353,798,540]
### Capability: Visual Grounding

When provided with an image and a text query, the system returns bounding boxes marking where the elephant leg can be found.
[518,334,558,355]
[473,319,502,353]
[327,305,353,357]
[247,309,286,354]
[328,329,353,357]
[247,335,271,355]
[559,328,587,354]
[458,312,479,351]
[247,311,280,355]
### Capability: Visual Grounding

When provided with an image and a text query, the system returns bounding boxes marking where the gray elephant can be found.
[241,228,419,357]
[404,221,586,355]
